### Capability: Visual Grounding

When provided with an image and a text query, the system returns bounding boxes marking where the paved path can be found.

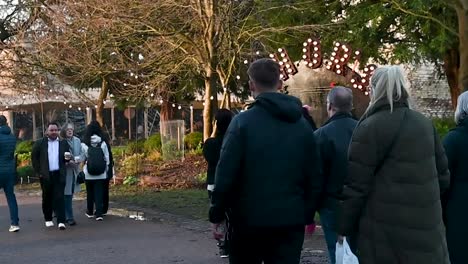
[0,190,328,263]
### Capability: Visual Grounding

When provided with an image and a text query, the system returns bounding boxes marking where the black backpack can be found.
[87,142,107,175]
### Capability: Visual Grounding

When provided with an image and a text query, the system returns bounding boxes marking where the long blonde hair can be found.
[367,65,411,113]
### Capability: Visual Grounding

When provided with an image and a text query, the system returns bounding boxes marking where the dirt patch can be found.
[116,154,207,189]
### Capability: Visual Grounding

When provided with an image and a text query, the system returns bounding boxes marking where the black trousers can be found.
[40,171,66,223]
[229,225,304,264]
[103,178,110,214]
[85,179,105,217]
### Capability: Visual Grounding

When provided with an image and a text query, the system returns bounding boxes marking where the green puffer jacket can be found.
[337,99,450,264]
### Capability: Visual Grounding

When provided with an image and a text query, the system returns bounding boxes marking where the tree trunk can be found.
[96,78,109,126]
[444,48,460,108]
[159,95,174,136]
[203,73,217,141]
[456,1,468,92]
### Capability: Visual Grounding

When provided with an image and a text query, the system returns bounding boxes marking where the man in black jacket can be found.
[314,87,357,264]
[32,122,70,230]
[209,58,322,263]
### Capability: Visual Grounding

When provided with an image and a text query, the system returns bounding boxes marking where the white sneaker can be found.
[58,223,66,230]
[45,221,54,227]
[9,225,20,232]
[85,213,95,219]
[96,217,103,221]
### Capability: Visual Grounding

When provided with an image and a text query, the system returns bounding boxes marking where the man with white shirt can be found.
[32,122,70,230]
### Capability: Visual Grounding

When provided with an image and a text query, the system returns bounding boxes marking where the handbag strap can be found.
[375,109,408,174]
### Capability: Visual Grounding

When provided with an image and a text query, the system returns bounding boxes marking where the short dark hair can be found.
[215,109,234,135]
[47,122,60,129]
[0,115,6,126]
[328,86,353,112]
[247,58,280,90]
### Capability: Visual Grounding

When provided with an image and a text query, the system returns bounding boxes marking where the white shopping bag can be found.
[336,237,359,264]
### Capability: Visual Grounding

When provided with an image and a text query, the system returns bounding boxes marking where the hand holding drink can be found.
[64,152,72,161]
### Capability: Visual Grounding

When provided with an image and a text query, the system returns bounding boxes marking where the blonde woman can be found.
[337,66,450,264]
[60,123,84,226]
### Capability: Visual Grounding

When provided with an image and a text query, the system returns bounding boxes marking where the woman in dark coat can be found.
[443,91,468,264]
[337,66,450,264]
[203,109,234,197]
[203,108,233,258]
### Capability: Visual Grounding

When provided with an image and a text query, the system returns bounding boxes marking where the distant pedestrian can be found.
[314,87,357,263]
[203,108,234,258]
[443,90,468,264]
[337,66,450,264]
[209,59,322,264]
[0,115,20,232]
[81,121,110,221]
[60,123,84,226]
[32,122,70,230]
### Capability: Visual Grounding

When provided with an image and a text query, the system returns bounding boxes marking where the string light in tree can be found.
[303,38,323,69]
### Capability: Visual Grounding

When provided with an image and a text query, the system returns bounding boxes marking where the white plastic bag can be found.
[335,237,359,264]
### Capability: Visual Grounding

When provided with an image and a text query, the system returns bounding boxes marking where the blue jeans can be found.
[64,195,74,221]
[320,207,337,264]
[0,176,19,226]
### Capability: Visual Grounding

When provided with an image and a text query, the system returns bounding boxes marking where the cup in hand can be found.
[64,152,72,161]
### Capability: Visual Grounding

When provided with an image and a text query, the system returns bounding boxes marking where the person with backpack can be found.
[81,121,110,221]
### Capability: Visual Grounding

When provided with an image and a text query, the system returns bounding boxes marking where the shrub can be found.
[195,172,207,184]
[433,118,456,138]
[189,142,203,156]
[120,153,145,177]
[123,176,139,185]
[16,153,31,167]
[161,140,183,160]
[146,151,162,163]
[16,140,34,154]
[184,132,203,150]
[112,146,126,159]
[144,133,162,153]
[17,165,34,181]
[126,140,145,154]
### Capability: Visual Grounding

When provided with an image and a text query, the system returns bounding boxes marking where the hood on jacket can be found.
[254,92,303,123]
[91,135,103,145]
[0,126,11,135]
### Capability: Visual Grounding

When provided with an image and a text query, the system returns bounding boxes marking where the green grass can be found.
[110,185,209,220]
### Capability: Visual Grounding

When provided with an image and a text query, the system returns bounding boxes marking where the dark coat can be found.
[0,126,17,178]
[209,92,322,228]
[314,112,357,209]
[443,118,468,264]
[32,137,70,183]
[337,100,450,264]
[203,135,224,186]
